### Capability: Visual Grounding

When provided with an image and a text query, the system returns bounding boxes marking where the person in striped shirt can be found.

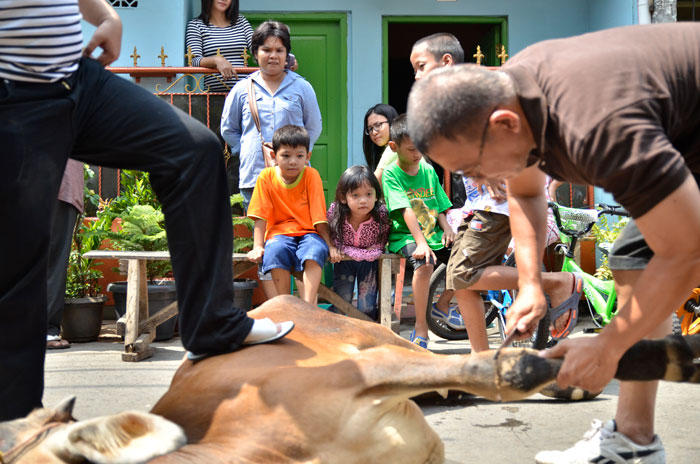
[186,0,253,93]
[0,0,293,422]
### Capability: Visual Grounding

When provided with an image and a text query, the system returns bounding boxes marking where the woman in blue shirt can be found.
[221,20,323,208]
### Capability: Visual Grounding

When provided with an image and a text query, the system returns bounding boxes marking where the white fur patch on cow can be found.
[45,411,186,464]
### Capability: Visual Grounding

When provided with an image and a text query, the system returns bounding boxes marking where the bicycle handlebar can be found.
[548,202,630,238]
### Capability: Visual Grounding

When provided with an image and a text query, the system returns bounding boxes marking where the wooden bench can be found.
[84,250,403,361]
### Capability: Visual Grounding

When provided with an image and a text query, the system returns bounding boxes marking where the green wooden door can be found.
[246,13,348,206]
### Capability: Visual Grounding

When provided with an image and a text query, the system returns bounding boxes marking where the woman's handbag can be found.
[247,78,276,168]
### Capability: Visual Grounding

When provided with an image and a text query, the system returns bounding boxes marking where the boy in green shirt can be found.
[382,114,455,348]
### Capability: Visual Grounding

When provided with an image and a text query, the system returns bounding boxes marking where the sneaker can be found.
[431,303,466,330]
[535,419,665,464]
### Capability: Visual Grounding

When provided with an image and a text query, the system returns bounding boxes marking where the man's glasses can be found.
[365,120,389,135]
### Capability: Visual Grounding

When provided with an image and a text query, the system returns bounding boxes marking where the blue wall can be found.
[87,0,637,166]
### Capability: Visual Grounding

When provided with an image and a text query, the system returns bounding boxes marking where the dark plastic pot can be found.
[61,295,108,342]
[107,280,177,342]
[234,279,258,311]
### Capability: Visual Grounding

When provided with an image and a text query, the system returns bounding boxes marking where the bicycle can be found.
[675,288,700,335]
[425,254,552,349]
[548,202,630,333]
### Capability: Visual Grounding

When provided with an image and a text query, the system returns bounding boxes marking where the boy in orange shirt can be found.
[247,125,341,303]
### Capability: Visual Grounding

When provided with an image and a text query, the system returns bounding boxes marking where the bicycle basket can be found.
[557,206,599,235]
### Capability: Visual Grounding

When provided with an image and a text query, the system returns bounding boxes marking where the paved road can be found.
[44,316,700,463]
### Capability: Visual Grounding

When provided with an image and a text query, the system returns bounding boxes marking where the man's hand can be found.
[328,246,343,263]
[247,246,265,263]
[539,337,619,393]
[504,283,549,339]
[79,0,122,66]
[480,178,507,203]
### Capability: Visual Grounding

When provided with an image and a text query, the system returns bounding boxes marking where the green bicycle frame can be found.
[558,236,617,325]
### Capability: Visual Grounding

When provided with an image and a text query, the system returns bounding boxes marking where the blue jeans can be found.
[262,233,329,274]
[332,260,379,320]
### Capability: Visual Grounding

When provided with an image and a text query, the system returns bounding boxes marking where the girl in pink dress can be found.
[327,166,390,319]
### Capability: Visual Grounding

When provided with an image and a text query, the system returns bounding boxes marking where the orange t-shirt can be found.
[247,166,328,241]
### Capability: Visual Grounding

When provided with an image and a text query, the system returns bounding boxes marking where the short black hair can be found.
[407,64,516,154]
[272,125,310,152]
[198,0,240,26]
[412,32,464,64]
[389,114,411,145]
[251,20,291,58]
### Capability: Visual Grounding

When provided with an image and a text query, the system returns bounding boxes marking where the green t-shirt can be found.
[382,161,452,253]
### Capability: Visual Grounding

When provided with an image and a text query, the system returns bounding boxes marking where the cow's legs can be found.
[348,334,700,404]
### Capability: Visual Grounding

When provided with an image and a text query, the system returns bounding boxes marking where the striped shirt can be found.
[185,16,253,93]
[0,0,83,82]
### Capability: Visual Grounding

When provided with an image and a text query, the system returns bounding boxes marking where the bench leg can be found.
[379,258,398,333]
[123,259,154,362]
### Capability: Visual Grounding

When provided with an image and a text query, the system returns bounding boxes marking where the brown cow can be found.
[2,295,700,463]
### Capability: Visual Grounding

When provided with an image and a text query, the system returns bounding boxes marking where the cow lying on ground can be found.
[2,295,700,463]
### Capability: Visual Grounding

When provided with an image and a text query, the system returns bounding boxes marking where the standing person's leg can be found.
[46,200,79,348]
[535,220,666,464]
[0,79,74,420]
[68,58,254,356]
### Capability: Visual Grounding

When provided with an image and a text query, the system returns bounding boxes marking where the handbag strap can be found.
[247,77,263,138]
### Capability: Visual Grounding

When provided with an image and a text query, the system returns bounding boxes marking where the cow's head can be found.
[0,397,185,463]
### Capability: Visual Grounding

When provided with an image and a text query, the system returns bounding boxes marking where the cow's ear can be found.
[47,396,76,423]
[46,411,186,463]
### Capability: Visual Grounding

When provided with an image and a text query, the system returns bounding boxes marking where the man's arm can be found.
[546,175,700,392]
[503,165,549,338]
[79,0,122,66]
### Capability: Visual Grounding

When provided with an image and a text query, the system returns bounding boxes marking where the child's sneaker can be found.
[535,419,665,464]
[430,303,465,330]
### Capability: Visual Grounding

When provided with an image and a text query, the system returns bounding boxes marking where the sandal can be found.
[431,303,465,330]
[549,273,583,339]
[186,319,295,363]
[47,335,71,350]
[409,329,429,349]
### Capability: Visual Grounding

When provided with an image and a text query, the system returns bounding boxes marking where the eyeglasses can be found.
[365,120,389,135]
[455,107,496,179]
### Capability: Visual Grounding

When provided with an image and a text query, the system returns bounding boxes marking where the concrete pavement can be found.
[43,315,700,463]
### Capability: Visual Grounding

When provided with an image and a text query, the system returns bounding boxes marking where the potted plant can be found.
[232,193,257,310]
[61,166,108,343]
[95,171,177,341]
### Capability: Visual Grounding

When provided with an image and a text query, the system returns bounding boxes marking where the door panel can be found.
[246,14,347,205]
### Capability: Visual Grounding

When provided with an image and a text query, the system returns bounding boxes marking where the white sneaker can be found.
[535,419,666,464]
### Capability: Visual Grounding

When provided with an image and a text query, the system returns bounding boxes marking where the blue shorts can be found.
[262,233,329,274]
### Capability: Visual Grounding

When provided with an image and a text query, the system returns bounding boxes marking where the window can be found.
[108,0,139,7]
[678,0,699,21]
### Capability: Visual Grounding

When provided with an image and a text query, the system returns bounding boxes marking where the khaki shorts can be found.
[446,210,512,290]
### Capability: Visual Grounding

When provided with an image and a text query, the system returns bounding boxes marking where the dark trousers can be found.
[0,58,253,420]
[47,201,78,337]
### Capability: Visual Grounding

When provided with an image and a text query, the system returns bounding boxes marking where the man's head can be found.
[410,33,464,81]
[272,125,311,181]
[388,114,423,166]
[407,64,533,180]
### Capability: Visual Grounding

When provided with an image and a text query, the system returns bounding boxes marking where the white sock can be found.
[243,318,279,344]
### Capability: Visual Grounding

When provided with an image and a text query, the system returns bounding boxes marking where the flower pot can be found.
[234,279,258,311]
[107,279,178,342]
[61,295,108,343]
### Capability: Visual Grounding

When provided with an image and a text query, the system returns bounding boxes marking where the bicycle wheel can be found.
[502,253,552,350]
[426,263,498,341]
